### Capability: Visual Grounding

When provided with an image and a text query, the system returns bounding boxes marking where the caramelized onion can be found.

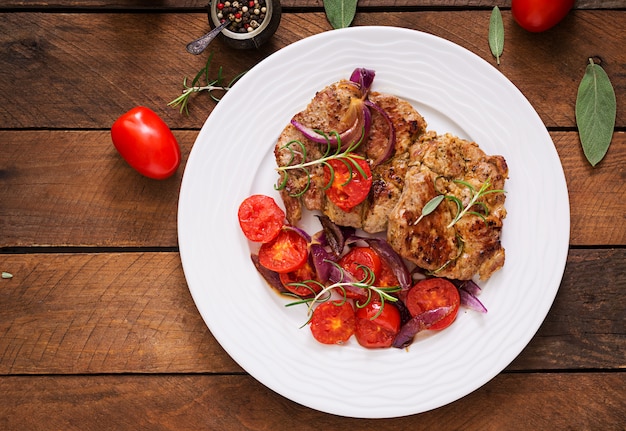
[392,306,453,349]
[365,100,396,167]
[291,101,371,151]
[250,254,288,294]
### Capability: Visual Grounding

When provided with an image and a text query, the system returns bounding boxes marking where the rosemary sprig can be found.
[284,262,400,326]
[168,53,246,115]
[445,179,504,228]
[275,129,367,197]
[414,178,505,228]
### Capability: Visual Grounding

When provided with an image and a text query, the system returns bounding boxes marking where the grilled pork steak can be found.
[387,132,508,280]
[275,77,508,281]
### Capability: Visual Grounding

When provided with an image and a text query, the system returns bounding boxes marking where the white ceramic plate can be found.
[178,27,570,418]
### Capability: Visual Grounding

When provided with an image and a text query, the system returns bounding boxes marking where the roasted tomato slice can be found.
[377,257,400,288]
[238,195,286,243]
[355,301,401,348]
[405,278,460,330]
[279,260,322,298]
[310,300,355,345]
[338,246,382,299]
[323,158,372,212]
[258,228,308,274]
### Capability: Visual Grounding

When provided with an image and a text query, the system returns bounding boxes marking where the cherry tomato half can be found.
[111,106,181,179]
[355,301,401,348]
[279,260,323,298]
[310,300,355,345]
[405,278,460,330]
[238,195,286,243]
[323,158,372,212]
[511,0,574,33]
[258,228,308,274]
[338,246,382,299]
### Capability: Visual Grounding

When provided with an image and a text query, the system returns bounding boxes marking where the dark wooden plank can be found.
[2,131,623,248]
[0,11,624,129]
[0,130,194,248]
[0,249,623,374]
[3,0,625,10]
[0,373,624,429]
[0,252,240,374]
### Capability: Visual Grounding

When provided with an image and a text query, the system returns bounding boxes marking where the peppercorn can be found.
[217,0,268,33]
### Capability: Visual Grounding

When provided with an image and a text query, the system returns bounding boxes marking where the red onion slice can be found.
[290,102,371,151]
[365,100,396,167]
[362,237,412,293]
[349,68,376,95]
[392,306,453,349]
[251,254,288,294]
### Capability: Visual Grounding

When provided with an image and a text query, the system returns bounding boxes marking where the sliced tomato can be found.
[310,300,355,345]
[405,278,460,330]
[258,228,308,274]
[323,158,372,212]
[238,195,286,243]
[377,257,400,288]
[279,260,323,298]
[338,246,382,299]
[355,301,401,348]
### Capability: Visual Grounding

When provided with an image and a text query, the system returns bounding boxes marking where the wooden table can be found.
[1,1,624,429]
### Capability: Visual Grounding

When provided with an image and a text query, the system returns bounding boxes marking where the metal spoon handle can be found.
[186,21,229,55]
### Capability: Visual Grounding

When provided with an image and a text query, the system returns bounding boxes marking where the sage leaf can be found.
[576,58,616,166]
[422,195,444,217]
[489,6,504,65]
[413,195,444,225]
[323,0,358,29]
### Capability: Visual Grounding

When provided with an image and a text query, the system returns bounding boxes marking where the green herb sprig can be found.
[275,129,367,197]
[168,53,245,115]
[576,58,616,166]
[284,262,400,326]
[414,178,505,228]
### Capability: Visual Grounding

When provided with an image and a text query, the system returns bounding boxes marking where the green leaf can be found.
[576,58,616,167]
[422,195,444,217]
[323,0,358,29]
[489,6,504,65]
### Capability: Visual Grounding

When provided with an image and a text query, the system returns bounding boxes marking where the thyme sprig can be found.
[275,129,367,197]
[284,262,400,326]
[168,53,246,115]
[415,178,505,228]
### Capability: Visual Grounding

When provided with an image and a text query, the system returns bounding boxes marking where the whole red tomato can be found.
[111,106,181,179]
[512,0,574,32]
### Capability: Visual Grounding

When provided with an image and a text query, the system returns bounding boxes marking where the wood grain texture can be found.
[1,250,624,374]
[0,11,625,129]
[3,0,626,10]
[1,3,624,427]
[1,131,624,248]
[0,373,624,430]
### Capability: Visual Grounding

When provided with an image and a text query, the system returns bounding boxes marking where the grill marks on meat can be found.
[275,79,508,282]
[274,80,427,231]
[387,132,508,280]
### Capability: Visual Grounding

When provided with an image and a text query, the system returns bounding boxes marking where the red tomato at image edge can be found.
[111,106,181,179]
[512,0,574,33]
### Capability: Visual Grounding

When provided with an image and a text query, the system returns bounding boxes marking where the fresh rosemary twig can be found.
[168,53,246,115]
[414,178,505,228]
[275,129,367,197]
[284,262,400,326]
